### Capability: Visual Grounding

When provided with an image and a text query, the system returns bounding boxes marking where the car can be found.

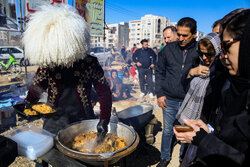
[0,46,29,66]
[90,47,113,67]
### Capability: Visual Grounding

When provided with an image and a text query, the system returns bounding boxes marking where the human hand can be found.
[137,62,142,66]
[157,96,167,110]
[97,119,108,144]
[113,93,118,98]
[150,64,154,68]
[123,92,127,99]
[173,119,209,144]
[188,65,209,78]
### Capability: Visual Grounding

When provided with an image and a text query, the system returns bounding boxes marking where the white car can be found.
[0,46,23,62]
[90,47,113,67]
[0,46,29,65]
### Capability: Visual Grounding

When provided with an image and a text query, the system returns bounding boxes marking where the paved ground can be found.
[0,64,181,167]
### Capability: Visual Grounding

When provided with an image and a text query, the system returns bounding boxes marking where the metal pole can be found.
[103,0,106,68]
[18,0,27,81]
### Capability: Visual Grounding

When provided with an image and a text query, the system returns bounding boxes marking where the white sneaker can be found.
[149,93,154,99]
[139,93,145,98]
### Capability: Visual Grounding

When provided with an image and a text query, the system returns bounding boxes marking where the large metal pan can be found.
[117,103,154,130]
[56,119,138,166]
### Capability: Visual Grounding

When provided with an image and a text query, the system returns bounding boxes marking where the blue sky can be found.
[105,0,250,34]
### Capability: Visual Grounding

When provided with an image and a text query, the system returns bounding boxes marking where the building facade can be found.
[90,22,129,50]
[129,14,170,49]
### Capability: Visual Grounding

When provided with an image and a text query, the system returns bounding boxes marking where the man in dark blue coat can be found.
[132,39,156,99]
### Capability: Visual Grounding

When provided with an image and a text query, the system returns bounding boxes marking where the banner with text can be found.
[75,0,103,37]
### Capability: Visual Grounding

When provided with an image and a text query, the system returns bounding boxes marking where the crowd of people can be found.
[124,8,250,167]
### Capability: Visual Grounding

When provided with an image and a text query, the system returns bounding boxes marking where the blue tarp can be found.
[0,86,27,108]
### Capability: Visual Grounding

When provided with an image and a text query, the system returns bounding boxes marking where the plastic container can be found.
[5,125,54,160]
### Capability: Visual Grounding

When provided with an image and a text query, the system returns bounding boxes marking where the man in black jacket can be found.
[132,39,157,98]
[155,17,199,167]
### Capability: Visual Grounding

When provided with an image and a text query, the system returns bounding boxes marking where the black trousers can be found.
[138,67,154,94]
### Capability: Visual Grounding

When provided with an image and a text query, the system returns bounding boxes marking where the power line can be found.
[105,1,141,21]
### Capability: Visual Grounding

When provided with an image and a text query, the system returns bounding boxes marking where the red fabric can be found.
[130,66,136,77]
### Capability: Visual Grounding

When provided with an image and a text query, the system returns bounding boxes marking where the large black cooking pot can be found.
[117,103,154,130]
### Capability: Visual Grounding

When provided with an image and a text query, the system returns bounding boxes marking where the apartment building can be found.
[90,22,129,50]
[129,14,170,49]
[129,20,141,48]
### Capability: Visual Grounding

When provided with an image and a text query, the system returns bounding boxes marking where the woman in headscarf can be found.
[176,32,222,124]
[174,9,250,166]
[23,4,112,138]
[108,69,130,101]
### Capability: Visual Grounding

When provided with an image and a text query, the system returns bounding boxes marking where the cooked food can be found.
[72,131,127,154]
[32,104,55,114]
[23,109,38,115]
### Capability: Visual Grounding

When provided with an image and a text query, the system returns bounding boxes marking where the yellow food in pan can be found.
[32,104,55,114]
[72,131,127,154]
[24,109,38,115]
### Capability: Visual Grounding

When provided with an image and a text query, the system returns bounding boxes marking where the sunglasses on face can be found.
[197,50,213,58]
[177,33,188,37]
[221,38,240,54]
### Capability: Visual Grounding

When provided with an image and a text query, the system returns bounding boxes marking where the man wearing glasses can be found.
[155,17,199,167]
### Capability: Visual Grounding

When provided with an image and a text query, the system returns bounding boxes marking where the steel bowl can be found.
[117,103,154,130]
[56,119,137,166]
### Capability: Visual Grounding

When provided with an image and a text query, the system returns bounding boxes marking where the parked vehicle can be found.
[90,47,113,67]
[0,53,22,74]
[0,46,29,66]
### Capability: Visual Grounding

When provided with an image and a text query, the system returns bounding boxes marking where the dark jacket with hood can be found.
[191,14,250,167]
[155,40,199,101]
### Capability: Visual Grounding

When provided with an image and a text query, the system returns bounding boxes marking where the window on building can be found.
[148,19,151,23]
[111,27,117,34]
[98,37,100,42]
[157,19,161,33]
[131,24,136,27]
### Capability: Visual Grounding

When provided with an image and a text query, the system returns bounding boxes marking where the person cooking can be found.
[23,4,112,139]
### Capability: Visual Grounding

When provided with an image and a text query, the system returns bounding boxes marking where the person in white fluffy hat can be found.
[24,4,112,138]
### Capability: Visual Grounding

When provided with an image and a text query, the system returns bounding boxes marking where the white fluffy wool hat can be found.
[22,4,90,67]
